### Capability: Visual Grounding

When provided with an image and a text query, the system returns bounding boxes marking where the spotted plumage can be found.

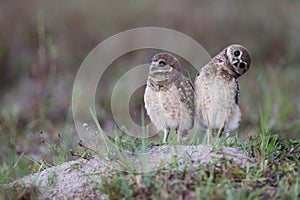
[194,44,251,141]
[144,53,194,143]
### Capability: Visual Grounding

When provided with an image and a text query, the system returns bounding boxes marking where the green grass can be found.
[1,1,300,198]
[1,115,300,199]
[78,101,300,200]
[0,182,40,200]
[93,132,299,200]
[0,66,300,199]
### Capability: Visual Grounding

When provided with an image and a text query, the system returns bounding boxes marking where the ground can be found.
[2,138,299,199]
[4,145,256,199]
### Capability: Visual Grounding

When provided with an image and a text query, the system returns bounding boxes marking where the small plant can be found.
[0,181,40,200]
[100,173,134,200]
[47,171,58,186]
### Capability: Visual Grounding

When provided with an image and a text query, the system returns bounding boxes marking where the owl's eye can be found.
[234,50,240,57]
[159,61,166,67]
[239,62,246,69]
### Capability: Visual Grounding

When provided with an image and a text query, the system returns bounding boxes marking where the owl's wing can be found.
[235,80,240,104]
[187,78,195,91]
[194,67,213,126]
[178,76,195,112]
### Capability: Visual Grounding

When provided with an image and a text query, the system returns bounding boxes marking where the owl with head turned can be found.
[194,44,251,142]
[144,52,194,144]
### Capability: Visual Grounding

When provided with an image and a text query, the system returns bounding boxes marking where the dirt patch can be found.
[5,145,256,199]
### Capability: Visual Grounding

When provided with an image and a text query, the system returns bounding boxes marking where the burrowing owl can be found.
[194,44,251,140]
[144,53,194,144]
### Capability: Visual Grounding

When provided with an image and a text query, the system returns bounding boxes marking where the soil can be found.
[6,145,256,199]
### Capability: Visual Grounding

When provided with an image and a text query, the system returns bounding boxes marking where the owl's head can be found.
[225,44,251,76]
[150,53,181,73]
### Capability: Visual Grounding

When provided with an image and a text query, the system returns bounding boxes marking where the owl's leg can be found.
[217,124,225,138]
[206,115,212,144]
[162,128,170,144]
[177,130,188,144]
[175,128,180,143]
[206,127,212,144]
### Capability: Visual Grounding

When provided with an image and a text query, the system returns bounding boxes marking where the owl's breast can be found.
[195,71,239,130]
[144,82,193,131]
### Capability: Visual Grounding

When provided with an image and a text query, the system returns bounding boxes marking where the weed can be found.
[0,181,40,200]
[100,173,134,200]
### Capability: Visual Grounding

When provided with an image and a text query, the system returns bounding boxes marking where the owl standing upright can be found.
[144,53,194,144]
[194,44,251,141]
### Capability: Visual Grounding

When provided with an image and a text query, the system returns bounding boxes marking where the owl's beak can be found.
[232,60,239,66]
[151,61,158,65]
[150,61,158,70]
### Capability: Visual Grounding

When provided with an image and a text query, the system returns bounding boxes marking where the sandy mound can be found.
[5,145,256,199]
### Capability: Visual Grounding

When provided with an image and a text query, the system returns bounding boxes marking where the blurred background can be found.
[0,0,300,164]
